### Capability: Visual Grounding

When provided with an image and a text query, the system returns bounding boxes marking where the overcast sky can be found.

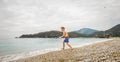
[0,0,120,38]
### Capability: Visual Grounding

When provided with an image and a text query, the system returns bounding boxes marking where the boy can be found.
[59,27,73,50]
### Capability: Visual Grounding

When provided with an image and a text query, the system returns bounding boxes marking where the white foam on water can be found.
[0,48,60,62]
[0,39,112,62]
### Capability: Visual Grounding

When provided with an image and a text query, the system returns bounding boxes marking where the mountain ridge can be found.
[75,28,98,35]
[19,24,120,38]
[90,24,120,37]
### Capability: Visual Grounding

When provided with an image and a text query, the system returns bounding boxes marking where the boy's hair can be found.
[61,27,65,29]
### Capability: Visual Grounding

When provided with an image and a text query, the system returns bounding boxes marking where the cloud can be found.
[0,0,120,38]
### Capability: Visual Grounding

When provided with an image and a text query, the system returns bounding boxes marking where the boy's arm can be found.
[60,31,66,38]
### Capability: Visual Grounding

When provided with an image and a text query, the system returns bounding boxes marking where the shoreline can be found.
[11,38,120,62]
[72,38,113,48]
[0,38,115,62]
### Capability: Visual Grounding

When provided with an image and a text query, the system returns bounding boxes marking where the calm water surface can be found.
[0,38,110,56]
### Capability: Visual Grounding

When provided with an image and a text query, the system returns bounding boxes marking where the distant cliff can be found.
[90,24,120,37]
[19,31,62,38]
[19,30,87,38]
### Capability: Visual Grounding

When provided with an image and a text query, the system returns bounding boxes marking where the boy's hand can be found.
[59,36,62,38]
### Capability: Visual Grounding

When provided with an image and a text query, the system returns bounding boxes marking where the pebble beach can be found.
[10,38,120,62]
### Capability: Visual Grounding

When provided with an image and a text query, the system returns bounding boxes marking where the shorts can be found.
[64,37,69,43]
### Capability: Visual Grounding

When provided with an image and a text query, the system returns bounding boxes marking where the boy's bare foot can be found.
[71,48,74,50]
[61,48,64,50]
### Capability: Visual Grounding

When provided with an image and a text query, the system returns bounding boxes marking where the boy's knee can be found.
[66,43,69,45]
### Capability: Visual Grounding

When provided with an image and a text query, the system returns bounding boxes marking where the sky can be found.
[0,0,120,38]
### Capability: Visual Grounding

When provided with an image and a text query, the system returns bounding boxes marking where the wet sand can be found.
[11,38,120,62]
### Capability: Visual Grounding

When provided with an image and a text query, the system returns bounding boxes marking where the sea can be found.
[0,38,111,62]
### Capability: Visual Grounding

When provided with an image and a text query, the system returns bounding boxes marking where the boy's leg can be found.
[66,43,73,50]
[62,42,65,50]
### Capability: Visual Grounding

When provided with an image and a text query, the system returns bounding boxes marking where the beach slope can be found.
[11,39,120,62]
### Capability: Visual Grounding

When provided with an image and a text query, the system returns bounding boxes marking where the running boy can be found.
[59,27,73,50]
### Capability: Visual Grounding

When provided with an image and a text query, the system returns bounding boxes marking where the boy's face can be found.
[61,28,65,31]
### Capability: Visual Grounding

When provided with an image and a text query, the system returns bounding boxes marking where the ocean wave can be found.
[0,48,60,62]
